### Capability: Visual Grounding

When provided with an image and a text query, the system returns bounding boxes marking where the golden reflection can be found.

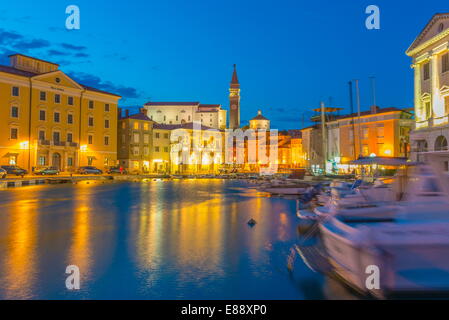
[67,182,93,283]
[2,198,38,299]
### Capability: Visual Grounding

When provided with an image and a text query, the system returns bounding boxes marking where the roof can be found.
[198,104,221,108]
[120,113,152,121]
[251,111,269,121]
[0,61,121,98]
[334,107,410,121]
[407,13,449,54]
[9,53,59,66]
[145,102,200,106]
[230,64,239,88]
[153,122,220,131]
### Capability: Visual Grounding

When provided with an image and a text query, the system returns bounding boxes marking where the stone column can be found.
[431,54,444,120]
[414,62,422,121]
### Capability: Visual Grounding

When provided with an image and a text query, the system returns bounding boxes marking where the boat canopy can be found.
[350,156,410,166]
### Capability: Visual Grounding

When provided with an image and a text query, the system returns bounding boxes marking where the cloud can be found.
[47,49,69,57]
[0,29,23,44]
[68,71,140,99]
[61,43,87,51]
[14,38,50,51]
[74,52,89,58]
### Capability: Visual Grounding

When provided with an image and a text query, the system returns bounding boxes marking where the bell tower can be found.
[229,64,240,129]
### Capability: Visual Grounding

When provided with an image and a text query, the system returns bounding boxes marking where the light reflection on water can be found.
[0,180,353,299]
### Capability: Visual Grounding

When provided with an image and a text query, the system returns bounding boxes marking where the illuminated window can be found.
[133,122,139,130]
[362,144,369,156]
[133,133,139,143]
[67,157,73,167]
[362,127,369,139]
[143,123,149,130]
[425,101,431,119]
[38,156,46,166]
[376,124,384,138]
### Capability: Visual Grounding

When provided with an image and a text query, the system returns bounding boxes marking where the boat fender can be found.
[247,219,257,227]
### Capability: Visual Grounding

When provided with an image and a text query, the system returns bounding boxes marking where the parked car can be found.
[0,165,28,176]
[0,167,6,179]
[107,166,127,174]
[34,167,60,175]
[77,166,103,175]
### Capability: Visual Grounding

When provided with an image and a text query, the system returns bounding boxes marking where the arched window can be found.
[435,135,448,151]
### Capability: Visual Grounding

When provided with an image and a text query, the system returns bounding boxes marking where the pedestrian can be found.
[120,166,123,175]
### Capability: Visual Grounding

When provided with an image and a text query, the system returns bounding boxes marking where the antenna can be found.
[369,76,377,106]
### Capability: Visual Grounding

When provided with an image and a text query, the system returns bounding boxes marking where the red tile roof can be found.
[121,113,152,121]
[334,107,410,121]
[153,122,221,131]
[145,102,200,106]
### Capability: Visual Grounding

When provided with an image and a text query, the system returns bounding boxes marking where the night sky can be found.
[0,0,446,129]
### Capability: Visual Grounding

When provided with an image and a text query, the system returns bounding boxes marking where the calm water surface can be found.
[0,179,353,299]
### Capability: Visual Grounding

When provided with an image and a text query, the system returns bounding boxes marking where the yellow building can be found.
[0,54,121,172]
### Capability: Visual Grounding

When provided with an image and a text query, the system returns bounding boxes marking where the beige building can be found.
[249,110,270,130]
[407,13,449,170]
[144,102,227,130]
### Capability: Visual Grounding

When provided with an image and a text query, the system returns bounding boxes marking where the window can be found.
[12,86,19,97]
[423,62,430,80]
[38,156,46,166]
[53,132,60,144]
[67,157,73,167]
[105,103,110,112]
[143,123,149,130]
[54,94,61,103]
[54,112,60,123]
[176,115,179,121]
[134,122,139,130]
[377,124,384,138]
[362,144,369,156]
[144,147,149,156]
[133,133,139,143]
[155,132,160,139]
[164,147,169,152]
[88,116,94,127]
[105,119,110,129]
[40,91,46,101]
[122,122,126,129]
[11,106,18,118]
[443,53,449,73]
[144,134,149,144]
[10,128,18,139]
[67,133,73,143]
[425,101,432,119]
[163,115,167,121]
[104,136,109,146]
[349,129,354,142]
[122,134,126,143]
[133,147,139,156]
[88,135,93,144]
[88,157,94,165]
[164,133,169,139]
[89,100,94,109]
[67,114,73,124]
[39,110,46,121]
[39,130,45,141]
[68,96,74,105]
[362,126,369,139]
[155,146,160,152]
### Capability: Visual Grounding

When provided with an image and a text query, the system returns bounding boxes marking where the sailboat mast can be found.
[321,101,327,174]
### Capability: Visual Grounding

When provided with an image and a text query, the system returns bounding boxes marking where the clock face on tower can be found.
[231,104,237,110]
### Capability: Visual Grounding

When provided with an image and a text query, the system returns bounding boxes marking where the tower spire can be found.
[231,64,239,87]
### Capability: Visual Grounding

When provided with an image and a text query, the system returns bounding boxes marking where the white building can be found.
[407,13,449,171]
[143,102,227,130]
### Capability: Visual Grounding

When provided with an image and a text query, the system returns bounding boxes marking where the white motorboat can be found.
[319,164,449,297]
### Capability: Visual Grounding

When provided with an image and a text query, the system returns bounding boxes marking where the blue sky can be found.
[0,0,446,129]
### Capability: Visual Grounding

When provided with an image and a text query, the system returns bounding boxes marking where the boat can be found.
[319,164,449,298]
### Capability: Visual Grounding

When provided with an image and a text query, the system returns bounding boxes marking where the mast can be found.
[320,101,327,174]
[355,79,362,159]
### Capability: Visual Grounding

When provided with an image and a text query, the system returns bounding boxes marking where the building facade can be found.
[0,54,120,172]
[406,13,449,171]
[117,110,153,173]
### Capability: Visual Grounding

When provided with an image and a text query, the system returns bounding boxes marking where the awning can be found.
[350,156,410,166]
[2,152,19,158]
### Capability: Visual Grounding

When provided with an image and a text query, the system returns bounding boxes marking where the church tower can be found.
[229,64,240,129]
